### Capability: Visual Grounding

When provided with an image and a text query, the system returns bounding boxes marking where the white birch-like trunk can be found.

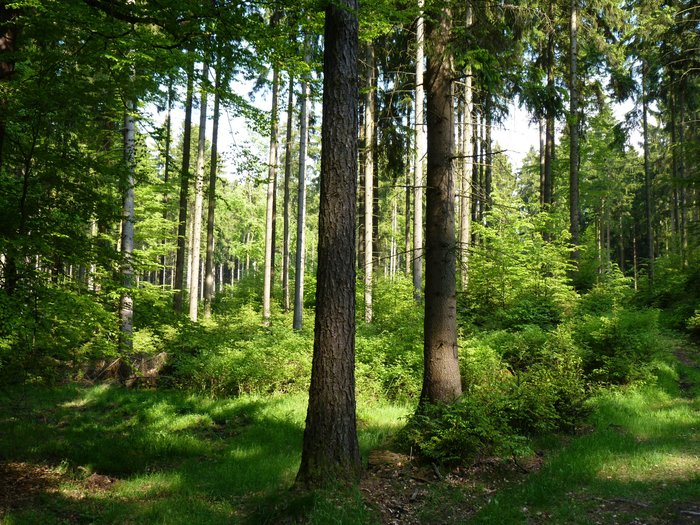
[293,72,310,331]
[364,44,375,323]
[119,99,136,353]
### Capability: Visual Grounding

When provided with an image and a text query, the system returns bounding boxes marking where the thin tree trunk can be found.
[405,109,412,276]
[119,100,136,354]
[569,0,580,263]
[204,58,222,319]
[642,66,654,288]
[282,75,294,312]
[296,0,361,487]
[189,63,209,322]
[420,5,462,405]
[158,81,174,287]
[413,0,426,301]
[459,2,473,290]
[293,60,310,331]
[484,95,492,215]
[174,60,194,313]
[539,117,545,208]
[262,66,280,325]
[364,43,376,323]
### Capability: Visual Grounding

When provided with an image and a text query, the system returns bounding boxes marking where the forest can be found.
[0,0,699,523]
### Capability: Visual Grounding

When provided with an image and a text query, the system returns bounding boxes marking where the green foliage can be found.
[572,308,662,384]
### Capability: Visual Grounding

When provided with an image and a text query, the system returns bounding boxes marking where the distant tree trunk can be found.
[484,95,492,215]
[174,60,195,313]
[420,6,462,405]
[459,2,473,291]
[642,66,654,287]
[405,110,412,276]
[569,0,580,263]
[296,0,361,487]
[364,43,376,323]
[539,117,545,208]
[262,66,280,326]
[543,3,555,209]
[160,80,174,287]
[119,100,136,354]
[293,66,310,331]
[204,58,222,320]
[189,63,209,322]
[282,74,294,313]
[413,0,426,301]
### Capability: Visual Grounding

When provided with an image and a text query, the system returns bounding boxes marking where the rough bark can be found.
[296,0,361,487]
[188,63,208,322]
[204,58,221,319]
[420,6,462,405]
[173,61,194,313]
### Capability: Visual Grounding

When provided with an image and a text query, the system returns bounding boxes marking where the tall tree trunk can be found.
[296,0,361,487]
[0,3,17,175]
[188,63,209,322]
[173,60,195,313]
[119,100,136,354]
[204,58,222,319]
[484,95,492,215]
[262,66,280,326]
[569,0,580,264]
[543,2,555,209]
[293,69,310,331]
[413,0,426,301]
[282,74,294,312]
[539,117,545,208]
[642,66,654,288]
[160,80,174,287]
[364,43,376,323]
[405,110,412,276]
[459,2,473,291]
[420,6,462,405]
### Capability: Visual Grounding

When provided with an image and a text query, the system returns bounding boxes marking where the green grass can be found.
[0,384,408,524]
[468,350,700,524]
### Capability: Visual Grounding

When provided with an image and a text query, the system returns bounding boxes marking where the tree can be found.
[282,74,294,313]
[413,0,425,302]
[204,56,222,320]
[189,62,209,322]
[569,0,580,263]
[363,43,376,323]
[419,3,462,405]
[119,97,136,354]
[296,0,361,487]
[174,60,195,314]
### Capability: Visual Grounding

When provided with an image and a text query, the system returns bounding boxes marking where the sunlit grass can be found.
[0,384,404,524]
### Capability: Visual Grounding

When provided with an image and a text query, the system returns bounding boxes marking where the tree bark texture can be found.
[119,100,136,354]
[293,71,310,331]
[420,7,462,405]
[296,0,361,487]
[189,62,209,322]
[459,2,473,291]
[282,74,294,313]
[204,58,221,319]
[364,43,376,323]
[569,0,580,263]
[173,61,194,313]
[262,66,280,325]
[413,0,426,301]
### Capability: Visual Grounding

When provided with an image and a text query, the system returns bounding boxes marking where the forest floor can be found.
[0,340,698,524]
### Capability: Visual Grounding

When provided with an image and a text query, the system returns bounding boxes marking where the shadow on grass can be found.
[469,380,700,525]
[0,384,306,524]
[0,383,403,524]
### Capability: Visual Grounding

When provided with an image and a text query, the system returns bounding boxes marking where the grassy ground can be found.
[0,384,407,524]
[1,342,698,524]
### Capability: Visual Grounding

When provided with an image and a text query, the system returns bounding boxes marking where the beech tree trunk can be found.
[173,61,194,313]
[569,0,580,263]
[642,66,654,287]
[159,80,173,287]
[282,74,294,313]
[262,66,280,326]
[420,6,462,405]
[296,0,361,487]
[363,43,376,323]
[119,100,136,354]
[188,63,209,322]
[204,58,221,319]
[413,0,426,301]
[459,2,473,291]
[293,64,310,331]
